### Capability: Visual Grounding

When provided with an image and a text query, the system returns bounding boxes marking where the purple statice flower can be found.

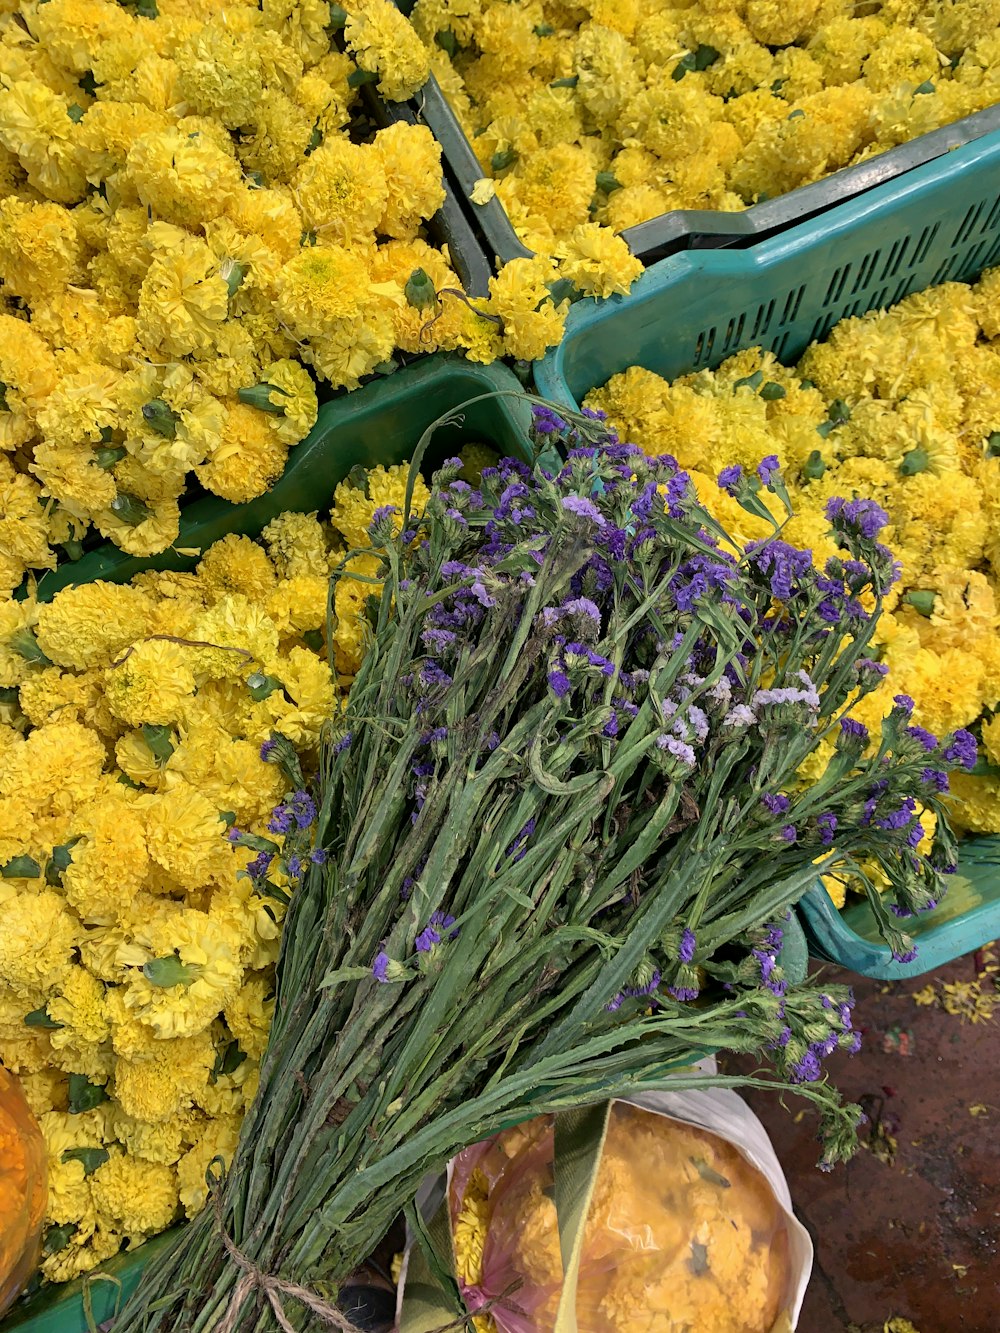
[894,694,916,715]
[415,924,440,953]
[907,822,926,849]
[420,663,454,689]
[892,945,918,964]
[840,717,869,743]
[246,850,273,881]
[226,827,242,844]
[564,596,601,624]
[906,725,938,752]
[372,952,391,983]
[259,739,277,761]
[679,928,697,963]
[656,736,696,768]
[875,796,917,832]
[856,657,889,678]
[944,729,977,771]
[286,854,303,879]
[268,804,295,835]
[548,669,572,698]
[422,628,458,652]
[668,986,699,1002]
[817,812,838,846]
[291,791,317,829]
[723,704,756,729]
[826,495,889,540]
[416,912,458,953]
[310,847,328,865]
[368,504,398,539]
[532,404,567,435]
[506,818,536,862]
[602,711,619,738]
[761,793,791,816]
[605,993,624,1013]
[581,406,606,420]
[333,732,353,755]
[890,903,914,918]
[920,767,949,793]
[780,825,798,843]
[790,1049,823,1083]
[561,495,606,526]
[747,539,813,603]
[622,969,662,999]
[422,726,448,744]
[717,464,743,494]
[845,1031,863,1054]
[757,454,780,485]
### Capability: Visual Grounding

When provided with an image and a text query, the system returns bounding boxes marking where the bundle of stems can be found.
[111,406,965,1332]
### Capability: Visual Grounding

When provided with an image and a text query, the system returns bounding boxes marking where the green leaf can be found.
[802,449,826,481]
[211,1040,247,1082]
[142,954,196,988]
[0,685,18,704]
[733,370,763,392]
[62,1147,110,1175]
[45,838,79,886]
[249,670,284,701]
[43,1223,77,1256]
[828,398,851,424]
[404,268,437,311]
[95,445,125,470]
[899,447,929,475]
[693,44,720,70]
[301,229,318,247]
[787,108,806,120]
[347,68,379,88]
[434,28,457,56]
[691,1156,731,1189]
[2,855,41,879]
[905,589,936,617]
[141,398,178,439]
[304,123,323,153]
[689,1240,710,1275]
[986,431,1000,458]
[238,383,289,413]
[221,259,247,298]
[760,381,786,401]
[24,1005,63,1029]
[327,2,347,28]
[141,723,175,765]
[111,492,153,526]
[914,79,935,94]
[490,147,517,172]
[61,539,84,561]
[0,381,8,411]
[219,810,237,827]
[301,628,325,652]
[549,76,578,88]
[815,420,837,438]
[68,1075,109,1114]
[10,627,52,665]
[319,965,373,989]
[533,22,554,35]
[595,171,621,195]
[67,103,85,123]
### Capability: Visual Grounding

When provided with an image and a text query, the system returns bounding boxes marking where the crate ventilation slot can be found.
[912,222,940,266]
[954,202,985,246]
[880,236,910,280]
[750,299,774,340]
[983,194,1000,236]
[779,285,805,325]
[720,312,746,355]
[693,326,716,367]
[851,250,882,294]
[824,266,852,306]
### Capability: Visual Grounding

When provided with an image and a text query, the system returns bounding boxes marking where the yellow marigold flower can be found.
[139,780,231,888]
[302,307,398,391]
[262,510,332,578]
[194,592,282,678]
[136,225,230,359]
[27,0,139,74]
[266,572,329,638]
[19,1068,68,1119]
[41,1225,122,1285]
[272,242,377,337]
[488,255,568,362]
[224,975,274,1062]
[36,359,120,452]
[17,665,117,733]
[332,553,382,675]
[501,141,593,237]
[370,122,445,240]
[126,128,242,229]
[0,80,87,204]
[0,718,107,826]
[292,136,387,242]
[176,1114,240,1217]
[197,533,278,602]
[91,1152,179,1241]
[0,313,57,447]
[0,466,54,591]
[62,798,150,925]
[555,222,642,300]
[225,185,304,266]
[0,197,82,302]
[195,400,289,503]
[862,27,941,93]
[245,358,318,448]
[47,965,112,1081]
[0,884,78,991]
[102,637,197,730]
[92,492,181,558]
[118,904,246,1039]
[330,462,429,549]
[167,724,285,826]
[262,644,336,746]
[370,236,460,353]
[174,19,271,129]
[344,0,431,102]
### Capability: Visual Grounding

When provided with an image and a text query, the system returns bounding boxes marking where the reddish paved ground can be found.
[729,951,1000,1333]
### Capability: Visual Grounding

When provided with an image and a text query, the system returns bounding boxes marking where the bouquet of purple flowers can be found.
[113,403,971,1332]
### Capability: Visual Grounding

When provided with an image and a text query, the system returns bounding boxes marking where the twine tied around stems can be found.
[207,1163,364,1333]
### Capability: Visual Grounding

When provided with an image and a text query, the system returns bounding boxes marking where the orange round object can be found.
[0,1067,47,1316]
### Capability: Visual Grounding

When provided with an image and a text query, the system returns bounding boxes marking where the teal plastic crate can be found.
[535,128,1000,979]
[5,356,532,1333]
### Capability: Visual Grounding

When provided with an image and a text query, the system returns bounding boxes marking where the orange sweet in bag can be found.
[0,1066,48,1316]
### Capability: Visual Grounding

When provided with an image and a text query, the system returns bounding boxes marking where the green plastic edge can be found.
[4,353,533,1333]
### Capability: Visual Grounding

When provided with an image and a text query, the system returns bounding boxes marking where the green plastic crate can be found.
[534,128,1000,979]
[4,356,531,1333]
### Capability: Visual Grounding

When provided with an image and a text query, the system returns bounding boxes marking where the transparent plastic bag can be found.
[400,1079,811,1333]
[0,1066,48,1316]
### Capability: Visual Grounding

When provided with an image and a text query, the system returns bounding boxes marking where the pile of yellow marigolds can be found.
[413,0,1000,252]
